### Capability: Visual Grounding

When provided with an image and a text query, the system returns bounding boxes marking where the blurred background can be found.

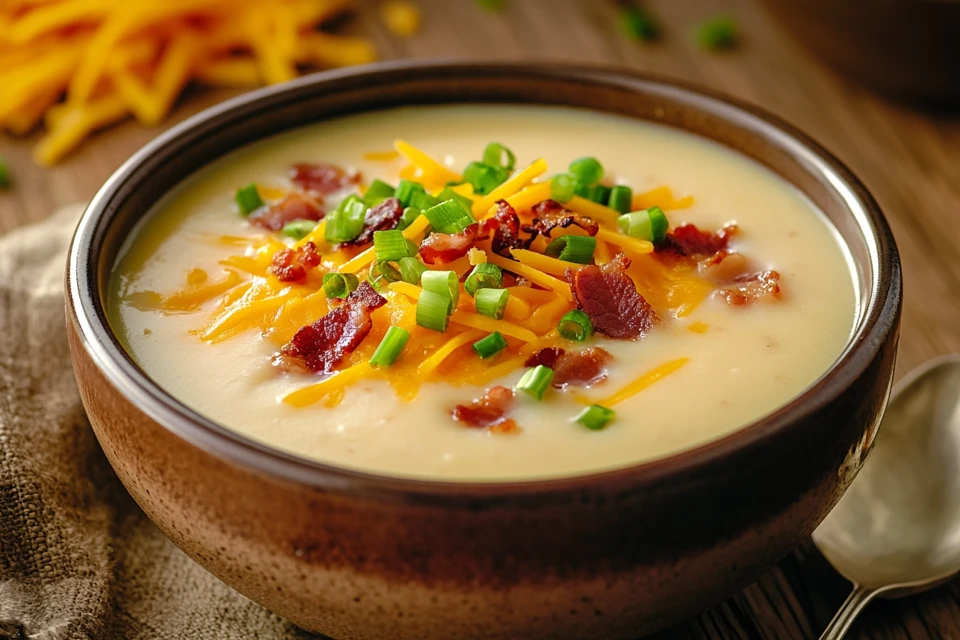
[1,1,959,637]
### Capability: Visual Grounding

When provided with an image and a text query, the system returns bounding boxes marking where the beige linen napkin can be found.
[0,207,315,640]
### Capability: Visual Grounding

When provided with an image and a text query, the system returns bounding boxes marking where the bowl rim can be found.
[68,59,901,500]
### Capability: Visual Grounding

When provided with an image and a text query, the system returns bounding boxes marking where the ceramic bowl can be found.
[66,61,901,639]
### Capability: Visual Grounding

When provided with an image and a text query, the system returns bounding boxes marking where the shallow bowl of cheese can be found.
[66,61,901,640]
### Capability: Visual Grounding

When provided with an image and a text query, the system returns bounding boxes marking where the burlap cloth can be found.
[0,206,316,640]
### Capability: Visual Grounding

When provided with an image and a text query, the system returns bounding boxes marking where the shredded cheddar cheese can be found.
[596,358,690,406]
[394,139,461,186]
[485,253,574,302]
[473,158,548,217]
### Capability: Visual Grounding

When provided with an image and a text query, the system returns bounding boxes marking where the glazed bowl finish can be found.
[66,62,901,639]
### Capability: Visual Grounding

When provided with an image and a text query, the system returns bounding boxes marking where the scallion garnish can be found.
[398,256,427,284]
[696,15,738,50]
[369,326,411,367]
[569,157,604,185]
[281,219,316,240]
[618,5,659,42]
[462,161,506,195]
[423,199,474,234]
[363,179,396,206]
[464,262,503,296]
[472,331,508,359]
[516,365,555,401]
[322,272,360,299]
[558,309,594,341]
[576,404,615,430]
[235,183,263,216]
[617,206,668,244]
[481,142,516,172]
[591,184,612,205]
[396,206,421,231]
[373,229,413,263]
[607,185,633,214]
[416,289,452,332]
[475,288,509,320]
[421,270,459,310]
[324,195,368,243]
[0,156,9,189]
[437,186,475,212]
[544,235,596,264]
[550,173,576,203]
[395,179,425,207]
[410,189,440,211]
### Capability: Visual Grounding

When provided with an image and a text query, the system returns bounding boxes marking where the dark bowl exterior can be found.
[65,62,901,639]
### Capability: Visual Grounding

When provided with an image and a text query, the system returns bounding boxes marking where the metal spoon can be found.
[814,354,960,640]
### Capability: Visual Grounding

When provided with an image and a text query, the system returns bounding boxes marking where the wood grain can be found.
[2,0,959,638]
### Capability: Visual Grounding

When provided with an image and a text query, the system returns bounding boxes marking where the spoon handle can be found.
[819,585,878,640]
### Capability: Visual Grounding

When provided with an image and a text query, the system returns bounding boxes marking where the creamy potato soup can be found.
[109,105,857,481]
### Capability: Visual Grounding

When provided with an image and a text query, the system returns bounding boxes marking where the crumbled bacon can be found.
[716,270,782,305]
[524,347,612,387]
[527,199,599,237]
[290,162,359,195]
[268,242,322,283]
[341,197,404,247]
[480,200,535,258]
[419,223,479,265]
[276,282,386,373]
[452,386,517,433]
[659,223,737,259]
[566,253,658,339]
[250,194,324,231]
[702,250,749,282]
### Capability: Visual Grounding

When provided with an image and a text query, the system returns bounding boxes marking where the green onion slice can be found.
[516,365,555,401]
[619,5,659,42]
[395,179,425,208]
[363,179,396,206]
[396,206,421,231]
[0,155,9,189]
[558,309,594,341]
[475,288,509,320]
[696,16,738,50]
[462,161,506,196]
[648,206,669,244]
[369,326,411,367]
[235,183,264,216]
[437,186,474,212]
[482,142,516,171]
[568,157,604,185]
[398,256,427,284]
[324,195,368,243]
[421,270,459,310]
[576,404,615,431]
[281,219,316,240]
[373,229,413,263]
[550,173,576,203]
[416,289,452,332]
[544,235,596,264]
[472,331,508,359]
[464,262,503,297]
[410,189,440,211]
[617,206,668,244]
[607,185,633,214]
[423,199,474,234]
[322,272,360,299]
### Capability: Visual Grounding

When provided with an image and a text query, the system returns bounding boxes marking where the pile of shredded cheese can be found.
[0,0,375,165]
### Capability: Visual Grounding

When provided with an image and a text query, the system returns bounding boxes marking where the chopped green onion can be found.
[398,256,427,284]
[569,157,604,185]
[472,331,508,359]
[558,309,594,341]
[576,404,615,430]
[462,161,507,195]
[696,15,738,50]
[375,260,403,283]
[464,262,503,296]
[370,326,411,367]
[607,185,633,214]
[474,0,504,9]
[475,288,509,320]
[396,206,421,231]
[323,272,360,299]
[617,206,668,244]
[410,189,440,211]
[619,5,659,42]
[423,199,474,234]
[421,270,459,310]
[0,156,9,189]
[550,173,576,203]
[648,206,668,244]
[373,229,413,263]
[324,195,368,243]
[395,179,425,207]
[574,183,610,204]
[363,179,396,206]
[281,219,316,240]
[482,142,516,171]
[235,183,263,216]
[416,289,452,332]
[545,235,596,264]
[437,186,475,212]
[516,365,555,401]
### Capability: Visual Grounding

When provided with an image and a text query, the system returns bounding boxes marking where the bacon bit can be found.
[566,253,658,339]
[524,347,613,387]
[480,200,536,258]
[702,250,748,282]
[419,223,479,265]
[276,282,387,373]
[269,242,322,283]
[341,197,404,247]
[291,162,360,195]
[659,223,737,258]
[527,199,599,237]
[452,386,517,432]
[717,270,782,305]
[249,194,324,231]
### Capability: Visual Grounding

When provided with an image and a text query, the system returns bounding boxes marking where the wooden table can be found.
[2,0,959,637]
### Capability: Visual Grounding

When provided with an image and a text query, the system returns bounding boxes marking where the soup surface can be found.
[110,105,857,481]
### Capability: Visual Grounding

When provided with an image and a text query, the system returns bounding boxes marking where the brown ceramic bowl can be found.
[66,61,901,639]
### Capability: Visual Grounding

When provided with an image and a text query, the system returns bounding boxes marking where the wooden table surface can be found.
[2,0,959,638]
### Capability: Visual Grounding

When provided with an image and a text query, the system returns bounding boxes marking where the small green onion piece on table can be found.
[421,270,460,310]
[325,195,368,243]
[235,183,263,216]
[369,326,411,367]
[423,199,474,234]
[569,156,604,185]
[474,0,504,10]
[696,16,738,50]
[323,272,360,299]
[398,256,427,284]
[472,331,508,359]
[545,235,596,264]
[516,365,555,401]
[557,309,594,341]
[576,404,615,430]
[618,5,659,42]
[281,219,316,240]
[363,179,396,206]
[464,262,503,296]
[373,229,413,263]
[550,173,577,203]
[475,288,509,320]
[481,142,516,172]
[0,156,10,188]
[607,185,633,214]
[416,289,453,332]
